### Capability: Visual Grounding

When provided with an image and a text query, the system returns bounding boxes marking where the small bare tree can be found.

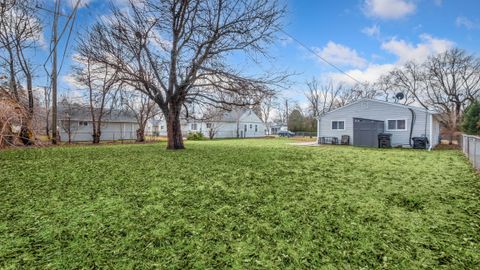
[58,96,80,144]
[305,78,344,117]
[120,89,160,142]
[73,56,119,144]
[79,0,285,149]
[252,93,276,134]
[385,62,425,106]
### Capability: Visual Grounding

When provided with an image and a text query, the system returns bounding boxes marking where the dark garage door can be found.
[353,118,384,147]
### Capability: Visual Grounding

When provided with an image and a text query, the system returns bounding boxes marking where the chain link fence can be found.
[460,134,480,170]
[58,131,164,144]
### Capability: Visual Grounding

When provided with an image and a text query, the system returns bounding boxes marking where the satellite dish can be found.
[395,92,405,100]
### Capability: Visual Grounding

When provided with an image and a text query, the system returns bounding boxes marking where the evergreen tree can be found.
[461,100,480,135]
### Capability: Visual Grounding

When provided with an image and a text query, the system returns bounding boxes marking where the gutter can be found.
[317,117,321,144]
[428,112,433,151]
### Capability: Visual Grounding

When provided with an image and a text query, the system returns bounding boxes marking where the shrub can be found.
[187,132,205,140]
[461,100,480,135]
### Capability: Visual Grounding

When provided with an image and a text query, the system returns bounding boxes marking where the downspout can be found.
[317,117,321,144]
[428,113,433,151]
[408,108,416,147]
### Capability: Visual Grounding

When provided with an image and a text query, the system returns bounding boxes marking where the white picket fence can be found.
[461,134,480,170]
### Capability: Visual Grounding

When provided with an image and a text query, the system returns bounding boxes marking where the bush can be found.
[461,100,480,135]
[187,132,205,140]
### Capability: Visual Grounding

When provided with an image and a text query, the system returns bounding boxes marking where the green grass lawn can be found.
[0,139,479,269]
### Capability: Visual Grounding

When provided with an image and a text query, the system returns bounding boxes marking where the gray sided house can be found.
[58,105,139,142]
[317,99,441,149]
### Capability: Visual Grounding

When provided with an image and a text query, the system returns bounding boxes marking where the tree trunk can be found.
[166,105,184,150]
[26,74,33,115]
[20,73,35,146]
[136,127,145,142]
[92,131,101,144]
[92,125,101,144]
[7,48,19,101]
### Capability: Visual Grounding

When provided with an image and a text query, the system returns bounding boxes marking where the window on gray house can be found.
[255,125,258,132]
[191,123,197,130]
[244,125,247,132]
[331,121,344,130]
[387,120,406,131]
[206,123,212,128]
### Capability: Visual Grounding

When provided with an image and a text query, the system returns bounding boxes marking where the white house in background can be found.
[269,122,288,135]
[158,108,267,138]
[146,118,162,136]
[58,105,138,142]
[317,99,441,149]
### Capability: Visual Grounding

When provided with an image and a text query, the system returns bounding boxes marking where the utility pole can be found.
[51,0,60,144]
[285,98,289,125]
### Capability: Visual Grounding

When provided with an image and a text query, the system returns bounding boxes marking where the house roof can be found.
[58,104,137,123]
[220,108,251,122]
[318,98,439,119]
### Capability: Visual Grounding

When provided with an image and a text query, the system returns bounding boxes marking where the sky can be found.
[31,0,480,103]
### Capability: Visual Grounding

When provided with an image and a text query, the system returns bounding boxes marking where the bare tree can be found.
[202,109,225,139]
[252,93,276,134]
[305,78,344,117]
[423,48,480,142]
[78,0,285,149]
[120,89,160,142]
[385,62,425,106]
[58,96,80,144]
[0,0,42,145]
[73,56,119,144]
[333,82,378,107]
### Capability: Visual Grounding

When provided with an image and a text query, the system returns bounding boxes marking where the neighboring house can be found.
[317,99,441,149]
[269,122,288,135]
[146,118,162,136]
[159,108,267,138]
[58,105,139,142]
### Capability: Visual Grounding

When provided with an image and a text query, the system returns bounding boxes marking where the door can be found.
[353,118,384,147]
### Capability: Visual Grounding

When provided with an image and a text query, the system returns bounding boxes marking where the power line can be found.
[278,29,364,85]
[58,8,78,75]
[39,0,82,68]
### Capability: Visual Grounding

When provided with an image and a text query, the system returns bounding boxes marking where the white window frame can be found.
[331,120,345,130]
[191,123,198,130]
[386,119,408,131]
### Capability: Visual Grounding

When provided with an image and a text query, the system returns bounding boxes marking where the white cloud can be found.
[456,16,480,30]
[381,34,454,64]
[313,41,368,68]
[325,34,454,85]
[363,0,416,20]
[65,0,93,9]
[327,64,396,85]
[433,0,443,6]
[361,25,380,37]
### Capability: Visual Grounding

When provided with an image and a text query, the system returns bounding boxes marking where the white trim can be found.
[429,113,433,151]
[385,119,408,131]
[331,120,345,130]
[317,98,438,119]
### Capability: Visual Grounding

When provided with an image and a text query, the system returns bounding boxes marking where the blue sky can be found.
[33,0,480,102]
